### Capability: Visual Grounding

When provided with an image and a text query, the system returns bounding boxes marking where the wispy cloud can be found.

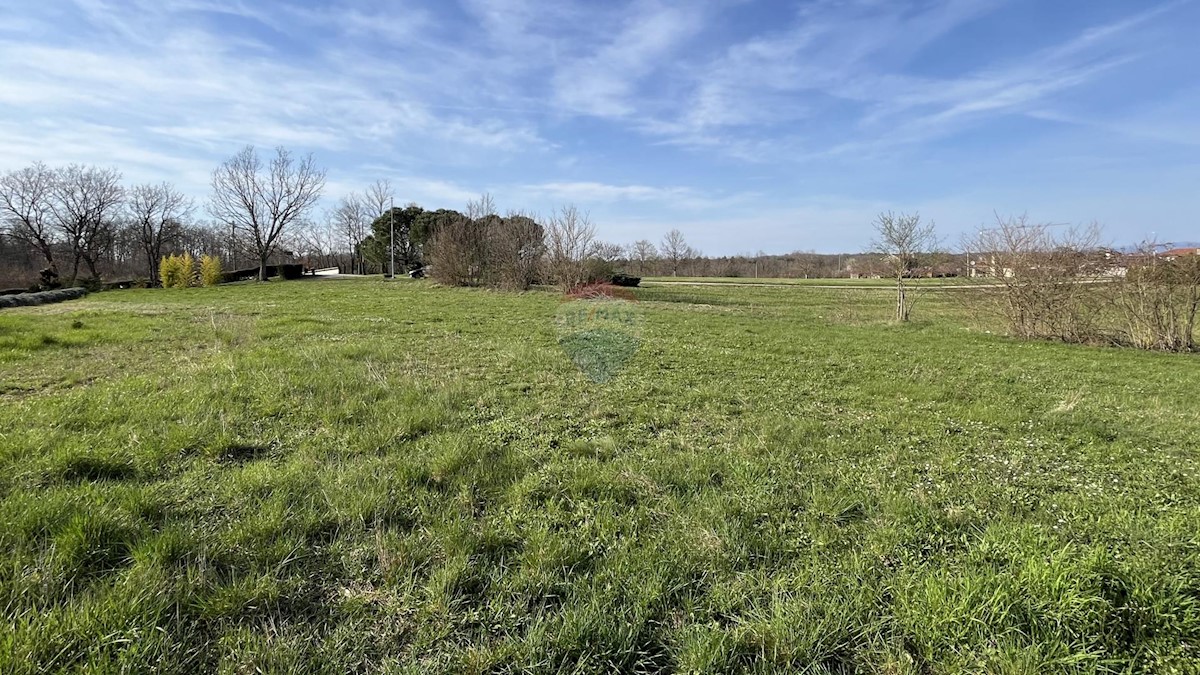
[641,0,1189,161]
[0,0,1196,250]
[519,181,756,211]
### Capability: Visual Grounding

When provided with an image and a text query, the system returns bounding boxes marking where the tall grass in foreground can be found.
[1,279,1199,672]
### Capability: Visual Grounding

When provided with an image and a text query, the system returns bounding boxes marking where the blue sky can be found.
[1,0,1198,253]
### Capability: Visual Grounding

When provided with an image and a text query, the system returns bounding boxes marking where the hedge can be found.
[0,287,88,309]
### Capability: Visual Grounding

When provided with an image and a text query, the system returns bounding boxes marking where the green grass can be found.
[2,278,1199,673]
[642,276,960,287]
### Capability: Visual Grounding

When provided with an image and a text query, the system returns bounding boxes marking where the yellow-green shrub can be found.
[179,253,195,288]
[159,255,180,288]
[159,254,196,288]
[200,255,223,287]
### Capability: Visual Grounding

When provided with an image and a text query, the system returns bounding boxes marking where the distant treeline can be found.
[1,152,950,290]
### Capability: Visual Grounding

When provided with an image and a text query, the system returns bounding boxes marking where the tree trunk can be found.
[67,254,82,287]
[84,255,99,281]
[38,244,55,270]
[896,277,908,322]
[258,256,269,282]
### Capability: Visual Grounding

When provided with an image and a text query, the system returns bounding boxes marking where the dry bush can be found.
[1110,246,1200,351]
[426,195,545,289]
[428,216,487,287]
[489,210,544,290]
[962,216,1106,343]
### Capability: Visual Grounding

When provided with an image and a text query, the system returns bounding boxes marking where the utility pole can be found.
[389,198,395,279]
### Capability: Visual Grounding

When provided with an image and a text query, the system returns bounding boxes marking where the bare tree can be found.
[126,182,194,284]
[660,229,690,277]
[363,179,395,273]
[0,163,59,272]
[293,216,342,270]
[592,241,624,263]
[51,165,125,284]
[209,146,326,282]
[871,211,938,322]
[331,194,371,274]
[627,239,659,276]
[543,205,596,290]
[364,179,393,220]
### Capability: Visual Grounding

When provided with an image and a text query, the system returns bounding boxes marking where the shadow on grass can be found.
[215,444,274,464]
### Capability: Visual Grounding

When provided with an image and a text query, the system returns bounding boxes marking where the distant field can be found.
[642,276,960,287]
[2,278,1199,672]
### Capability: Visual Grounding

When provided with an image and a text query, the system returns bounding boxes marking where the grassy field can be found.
[2,278,1200,673]
[641,276,959,287]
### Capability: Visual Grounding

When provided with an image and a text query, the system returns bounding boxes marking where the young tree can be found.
[660,228,690,277]
[543,205,596,290]
[127,182,194,284]
[51,164,125,283]
[1111,241,1200,351]
[0,162,59,272]
[209,146,326,282]
[870,211,938,322]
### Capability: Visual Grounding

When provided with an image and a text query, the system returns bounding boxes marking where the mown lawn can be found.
[1,278,1199,673]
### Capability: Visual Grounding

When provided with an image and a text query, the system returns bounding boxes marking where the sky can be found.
[1,0,1198,254]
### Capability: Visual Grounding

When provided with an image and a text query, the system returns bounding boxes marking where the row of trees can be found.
[0,147,702,290]
[0,147,965,293]
[0,147,896,290]
[0,148,325,288]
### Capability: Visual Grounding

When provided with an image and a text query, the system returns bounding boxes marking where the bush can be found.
[38,267,61,291]
[159,255,180,288]
[199,255,223,287]
[0,287,88,309]
[159,254,196,289]
[181,253,196,287]
[1112,255,1200,351]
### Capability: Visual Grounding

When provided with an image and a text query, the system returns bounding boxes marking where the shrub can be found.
[179,253,196,288]
[0,287,88,309]
[159,255,180,288]
[199,255,223,287]
[159,255,196,289]
[38,267,61,291]
[1112,254,1200,351]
